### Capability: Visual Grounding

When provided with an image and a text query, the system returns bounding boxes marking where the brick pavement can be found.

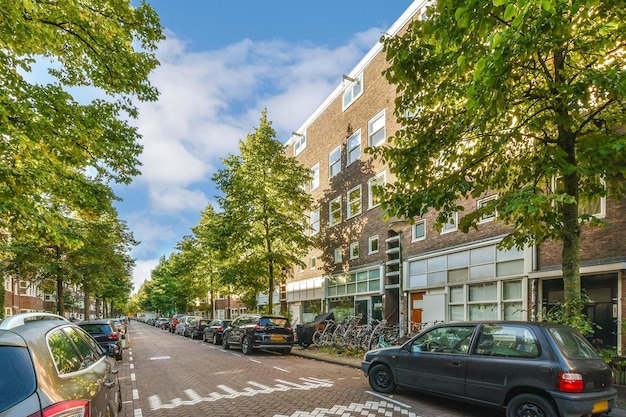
[116,321,626,417]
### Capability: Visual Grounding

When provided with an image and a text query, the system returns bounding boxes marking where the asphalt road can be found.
[118,321,504,417]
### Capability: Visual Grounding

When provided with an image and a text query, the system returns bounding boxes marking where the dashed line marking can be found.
[273,367,290,373]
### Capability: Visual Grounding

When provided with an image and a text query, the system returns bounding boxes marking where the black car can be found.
[78,319,123,360]
[222,314,293,355]
[187,317,210,339]
[362,321,616,417]
[0,312,122,416]
[202,319,231,344]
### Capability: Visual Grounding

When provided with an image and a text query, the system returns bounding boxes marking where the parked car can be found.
[160,318,172,330]
[107,317,126,339]
[169,313,186,333]
[362,321,616,417]
[186,317,209,339]
[0,312,122,416]
[175,315,200,336]
[203,319,232,344]
[78,319,124,360]
[222,314,293,355]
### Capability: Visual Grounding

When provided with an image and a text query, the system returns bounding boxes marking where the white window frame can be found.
[310,163,320,191]
[342,74,363,110]
[294,134,307,156]
[368,171,386,209]
[334,248,343,264]
[347,185,362,219]
[412,220,426,241]
[329,146,342,178]
[442,212,458,234]
[329,196,342,226]
[349,242,359,260]
[346,130,361,166]
[368,236,379,254]
[478,194,498,223]
[368,110,386,147]
[310,209,320,236]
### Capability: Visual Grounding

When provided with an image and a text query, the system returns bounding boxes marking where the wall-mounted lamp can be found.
[292,132,304,137]
[343,74,356,83]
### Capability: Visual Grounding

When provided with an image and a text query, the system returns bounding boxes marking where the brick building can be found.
[281,0,626,349]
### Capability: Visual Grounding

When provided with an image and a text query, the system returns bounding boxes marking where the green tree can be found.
[0,0,163,257]
[213,110,315,313]
[371,0,625,319]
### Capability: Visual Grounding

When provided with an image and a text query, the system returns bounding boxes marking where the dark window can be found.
[549,327,599,359]
[474,324,539,358]
[49,329,83,374]
[0,346,37,413]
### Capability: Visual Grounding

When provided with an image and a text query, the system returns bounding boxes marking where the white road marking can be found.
[148,377,334,410]
[149,356,171,360]
[273,366,290,373]
[273,400,417,417]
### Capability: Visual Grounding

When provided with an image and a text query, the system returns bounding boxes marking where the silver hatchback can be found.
[0,312,122,417]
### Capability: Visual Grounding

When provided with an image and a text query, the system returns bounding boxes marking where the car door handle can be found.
[105,380,116,389]
[451,361,462,367]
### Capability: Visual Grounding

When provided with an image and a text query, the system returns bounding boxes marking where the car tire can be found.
[368,364,396,394]
[202,332,207,342]
[116,350,123,361]
[241,336,252,355]
[222,335,230,350]
[213,333,219,345]
[506,393,557,417]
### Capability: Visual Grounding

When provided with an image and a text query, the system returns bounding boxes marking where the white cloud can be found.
[131,258,159,294]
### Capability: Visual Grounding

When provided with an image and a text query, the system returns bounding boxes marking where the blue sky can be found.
[119,1,415,292]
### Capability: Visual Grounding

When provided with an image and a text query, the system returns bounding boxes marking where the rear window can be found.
[0,346,37,413]
[79,324,111,334]
[259,317,290,327]
[549,327,599,359]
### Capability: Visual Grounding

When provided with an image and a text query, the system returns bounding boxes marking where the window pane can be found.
[471,246,496,265]
[413,221,425,240]
[450,286,464,303]
[503,280,522,300]
[427,271,447,285]
[470,264,496,280]
[448,251,469,268]
[448,268,468,283]
[449,305,465,321]
[469,283,497,301]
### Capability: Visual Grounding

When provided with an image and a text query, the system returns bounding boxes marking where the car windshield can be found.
[79,324,111,334]
[0,346,37,413]
[549,327,599,359]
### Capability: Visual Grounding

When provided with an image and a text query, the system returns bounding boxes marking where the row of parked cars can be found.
[149,313,295,355]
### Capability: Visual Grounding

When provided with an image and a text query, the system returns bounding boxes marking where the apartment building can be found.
[282,0,626,348]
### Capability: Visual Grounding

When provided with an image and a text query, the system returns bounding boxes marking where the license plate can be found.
[271,335,284,341]
[592,400,609,414]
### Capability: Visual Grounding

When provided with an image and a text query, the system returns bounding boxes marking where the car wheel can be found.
[368,364,396,394]
[507,394,557,417]
[202,332,208,342]
[241,336,252,355]
[213,333,219,345]
[222,334,230,350]
[116,349,123,361]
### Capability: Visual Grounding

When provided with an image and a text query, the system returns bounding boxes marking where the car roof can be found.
[0,313,73,347]
[77,319,115,325]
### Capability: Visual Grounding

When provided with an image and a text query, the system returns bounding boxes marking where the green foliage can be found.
[371,0,625,306]
[0,0,163,255]
[542,296,595,337]
[212,110,315,311]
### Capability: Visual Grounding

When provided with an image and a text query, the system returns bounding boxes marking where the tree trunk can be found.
[56,276,65,316]
[83,290,90,320]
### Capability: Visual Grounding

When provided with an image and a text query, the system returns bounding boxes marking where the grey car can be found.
[0,312,122,416]
[362,321,616,417]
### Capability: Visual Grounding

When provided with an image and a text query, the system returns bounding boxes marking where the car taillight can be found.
[29,399,90,417]
[217,326,224,331]
[559,372,584,393]
[253,324,266,331]
[107,333,119,341]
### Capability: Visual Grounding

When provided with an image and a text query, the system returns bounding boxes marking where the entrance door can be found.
[410,292,424,334]
[356,300,368,324]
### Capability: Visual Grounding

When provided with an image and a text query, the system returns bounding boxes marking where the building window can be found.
[328,268,381,297]
[368,171,386,209]
[329,146,342,178]
[555,175,606,218]
[442,212,458,234]
[346,130,361,165]
[310,209,320,235]
[368,236,379,254]
[347,185,362,219]
[350,242,359,259]
[310,163,320,191]
[342,74,363,110]
[334,248,343,264]
[310,256,317,270]
[478,194,498,223]
[412,220,426,241]
[368,110,386,147]
[329,196,342,226]
[294,134,306,156]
